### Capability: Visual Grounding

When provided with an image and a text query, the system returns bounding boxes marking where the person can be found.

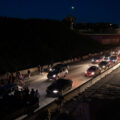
[38,65,41,73]
[30,88,35,104]
[8,73,12,84]
[19,74,25,86]
[16,71,20,80]
[11,73,15,83]
[41,66,43,73]
[6,72,10,80]
[35,89,40,102]
[27,69,31,78]
[35,89,40,99]
[57,91,64,113]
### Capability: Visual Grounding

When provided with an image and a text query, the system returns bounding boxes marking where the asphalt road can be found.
[56,61,120,120]
[16,59,120,120]
[26,60,97,109]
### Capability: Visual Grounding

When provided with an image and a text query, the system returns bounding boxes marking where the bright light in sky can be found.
[71,6,75,10]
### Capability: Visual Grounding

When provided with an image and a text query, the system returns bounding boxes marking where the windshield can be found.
[110,56,117,60]
[88,66,97,71]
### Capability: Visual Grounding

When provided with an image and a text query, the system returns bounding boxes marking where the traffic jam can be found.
[1,49,120,103]
[46,49,120,97]
[1,49,120,120]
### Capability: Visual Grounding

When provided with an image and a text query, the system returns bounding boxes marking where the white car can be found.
[47,66,68,80]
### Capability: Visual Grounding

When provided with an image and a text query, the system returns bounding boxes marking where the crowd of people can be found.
[0,87,40,118]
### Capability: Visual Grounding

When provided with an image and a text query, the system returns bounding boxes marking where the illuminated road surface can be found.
[27,60,97,109]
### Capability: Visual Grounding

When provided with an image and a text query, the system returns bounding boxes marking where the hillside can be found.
[0,17,116,74]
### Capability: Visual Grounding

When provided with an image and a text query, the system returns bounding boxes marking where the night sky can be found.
[0,0,120,24]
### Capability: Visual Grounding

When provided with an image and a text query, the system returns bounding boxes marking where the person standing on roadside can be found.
[27,69,31,78]
[35,89,40,102]
[41,66,43,74]
[16,71,20,80]
[38,65,41,74]
[11,73,15,83]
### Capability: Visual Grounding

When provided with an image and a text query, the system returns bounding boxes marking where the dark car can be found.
[46,79,73,97]
[52,64,69,71]
[110,56,118,63]
[99,61,110,70]
[103,53,111,62]
[91,56,103,64]
[0,84,23,100]
[85,66,101,77]
[47,64,68,80]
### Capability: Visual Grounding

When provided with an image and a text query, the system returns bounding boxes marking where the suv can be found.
[91,56,103,64]
[103,53,111,62]
[46,79,73,97]
[99,61,110,70]
[110,56,118,63]
[47,64,68,80]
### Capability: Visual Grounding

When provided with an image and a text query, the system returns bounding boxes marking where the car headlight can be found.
[92,59,94,62]
[96,60,99,62]
[91,72,95,75]
[102,66,105,68]
[53,90,58,94]
[53,74,56,77]
[49,68,52,71]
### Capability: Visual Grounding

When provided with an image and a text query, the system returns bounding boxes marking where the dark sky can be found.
[0,0,120,24]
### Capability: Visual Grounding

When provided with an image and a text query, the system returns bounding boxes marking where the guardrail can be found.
[23,61,120,120]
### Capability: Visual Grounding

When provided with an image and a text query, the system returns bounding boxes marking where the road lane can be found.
[27,60,97,109]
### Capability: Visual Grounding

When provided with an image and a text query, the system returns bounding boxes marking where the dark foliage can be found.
[0,17,116,74]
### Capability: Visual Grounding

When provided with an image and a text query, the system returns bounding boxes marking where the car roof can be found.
[54,79,72,83]
[88,66,98,70]
[93,56,102,59]
[110,56,117,58]
[105,53,111,57]
[48,79,72,88]
[99,61,108,64]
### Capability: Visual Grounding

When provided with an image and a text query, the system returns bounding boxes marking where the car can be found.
[91,56,103,64]
[111,50,119,56]
[118,54,120,61]
[110,56,118,63]
[99,61,110,70]
[52,63,69,70]
[103,53,111,62]
[85,66,101,77]
[0,84,23,100]
[47,64,69,80]
[47,63,69,72]
[46,79,73,97]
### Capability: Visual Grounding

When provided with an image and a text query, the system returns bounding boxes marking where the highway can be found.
[53,62,120,120]
[16,51,120,119]
[26,60,97,109]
